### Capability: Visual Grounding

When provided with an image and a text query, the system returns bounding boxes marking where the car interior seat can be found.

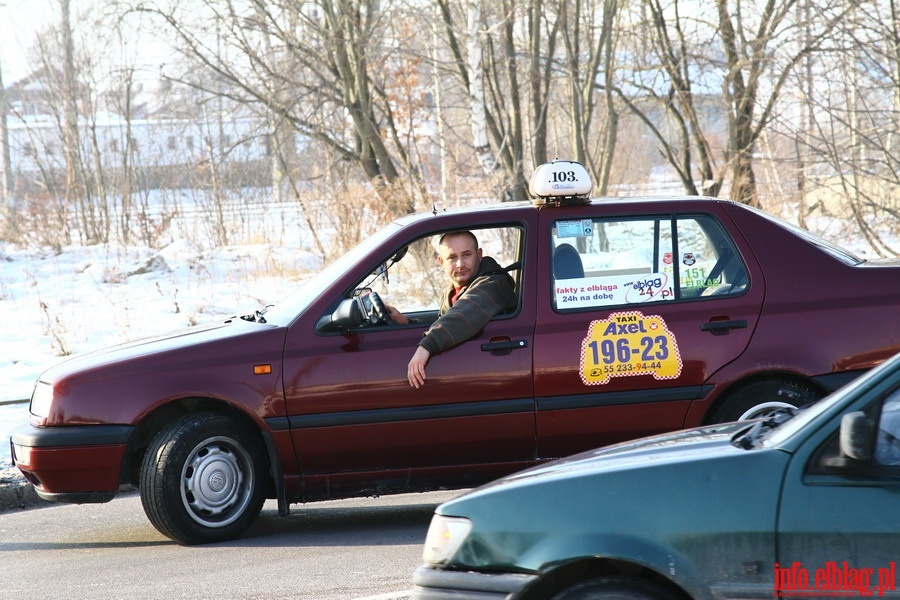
[552,243,585,279]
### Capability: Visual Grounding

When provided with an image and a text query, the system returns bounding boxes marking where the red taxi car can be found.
[11,161,900,544]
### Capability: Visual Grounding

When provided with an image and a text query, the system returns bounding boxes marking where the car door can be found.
[533,202,765,458]
[776,385,900,598]
[280,218,537,499]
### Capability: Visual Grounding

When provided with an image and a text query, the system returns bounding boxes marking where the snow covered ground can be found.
[0,194,325,465]
[0,239,319,465]
[0,195,895,467]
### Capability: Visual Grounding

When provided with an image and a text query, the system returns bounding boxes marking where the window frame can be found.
[549,212,749,314]
[322,223,527,333]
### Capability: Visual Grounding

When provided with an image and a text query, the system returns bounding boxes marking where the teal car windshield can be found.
[751,392,844,449]
[758,355,900,449]
[261,222,403,326]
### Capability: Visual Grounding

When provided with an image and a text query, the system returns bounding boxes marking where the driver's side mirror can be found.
[839,411,874,462]
[317,297,365,331]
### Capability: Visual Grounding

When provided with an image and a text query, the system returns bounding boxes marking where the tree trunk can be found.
[0,53,16,241]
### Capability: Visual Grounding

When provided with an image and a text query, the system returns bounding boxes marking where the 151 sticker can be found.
[580,311,683,385]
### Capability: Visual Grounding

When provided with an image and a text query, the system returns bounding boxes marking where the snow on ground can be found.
[0,241,319,400]
[0,240,320,465]
[0,192,327,466]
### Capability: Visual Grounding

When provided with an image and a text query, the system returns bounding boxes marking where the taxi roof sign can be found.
[528,160,593,204]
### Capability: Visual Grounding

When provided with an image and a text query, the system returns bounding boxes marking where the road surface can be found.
[0,488,465,600]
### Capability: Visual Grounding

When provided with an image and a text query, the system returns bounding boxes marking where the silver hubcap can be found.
[181,437,254,528]
[738,401,795,421]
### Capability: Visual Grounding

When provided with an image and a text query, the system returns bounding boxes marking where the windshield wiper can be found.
[734,406,799,449]
[240,304,274,324]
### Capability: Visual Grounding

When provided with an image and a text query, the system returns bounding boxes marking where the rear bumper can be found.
[10,423,134,502]
[411,565,536,600]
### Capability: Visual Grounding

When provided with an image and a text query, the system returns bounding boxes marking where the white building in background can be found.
[3,70,309,192]
[7,112,273,175]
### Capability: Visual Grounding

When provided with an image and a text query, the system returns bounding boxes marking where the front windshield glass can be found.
[260,222,403,326]
[750,393,845,448]
[757,357,900,448]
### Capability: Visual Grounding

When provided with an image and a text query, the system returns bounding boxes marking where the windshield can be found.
[259,222,403,327]
[755,357,900,449]
[743,397,841,449]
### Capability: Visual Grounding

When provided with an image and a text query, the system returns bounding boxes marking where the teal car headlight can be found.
[30,381,54,418]
[422,515,472,565]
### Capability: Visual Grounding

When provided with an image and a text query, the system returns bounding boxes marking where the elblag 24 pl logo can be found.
[774,562,897,597]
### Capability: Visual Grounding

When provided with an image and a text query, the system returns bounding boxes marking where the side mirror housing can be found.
[839,411,874,462]
[318,298,365,331]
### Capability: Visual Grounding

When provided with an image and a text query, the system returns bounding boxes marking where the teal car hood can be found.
[485,421,753,489]
[438,421,791,594]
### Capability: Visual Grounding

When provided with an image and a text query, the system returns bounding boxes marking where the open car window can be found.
[319,225,524,332]
[365,226,522,317]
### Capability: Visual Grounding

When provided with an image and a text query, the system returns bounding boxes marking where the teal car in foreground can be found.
[412,353,900,600]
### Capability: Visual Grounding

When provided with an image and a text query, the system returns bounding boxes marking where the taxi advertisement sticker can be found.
[580,310,683,385]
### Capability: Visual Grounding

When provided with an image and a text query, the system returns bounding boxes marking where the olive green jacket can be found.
[417,256,517,355]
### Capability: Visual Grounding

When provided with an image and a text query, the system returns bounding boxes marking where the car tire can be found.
[139,411,266,545]
[709,379,822,423]
[550,576,677,600]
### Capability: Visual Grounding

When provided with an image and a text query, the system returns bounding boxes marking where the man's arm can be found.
[406,271,516,387]
[417,274,516,355]
[407,346,430,388]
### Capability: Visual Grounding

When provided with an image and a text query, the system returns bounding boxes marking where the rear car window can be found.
[551,214,748,311]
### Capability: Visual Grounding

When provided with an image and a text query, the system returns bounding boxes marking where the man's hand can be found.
[386,305,409,324]
[407,346,431,388]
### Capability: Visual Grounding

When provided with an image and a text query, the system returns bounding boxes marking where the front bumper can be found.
[10,423,134,502]
[411,565,536,600]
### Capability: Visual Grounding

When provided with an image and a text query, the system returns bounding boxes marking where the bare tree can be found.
[0,46,15,240]
[784,0,899,255]
[615,0,858,206]
[436,0,557,201]
[557,0,620,194]
[136,0,426,217]
[58,0,95,236]
[6,0,896,255]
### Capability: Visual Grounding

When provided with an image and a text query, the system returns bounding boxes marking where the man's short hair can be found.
[438,230,479,248]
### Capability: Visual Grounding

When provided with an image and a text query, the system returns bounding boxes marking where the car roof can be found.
[394,195,739,227]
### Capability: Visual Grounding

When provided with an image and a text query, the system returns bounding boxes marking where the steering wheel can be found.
[367,291,395,326]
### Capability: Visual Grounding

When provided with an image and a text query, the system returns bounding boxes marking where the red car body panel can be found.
[11,197,900,510]
[16,444,126,494]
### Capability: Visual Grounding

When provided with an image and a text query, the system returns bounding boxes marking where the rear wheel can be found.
[709,379,822,423]
[551,577,677,600]
[140,411,266,545]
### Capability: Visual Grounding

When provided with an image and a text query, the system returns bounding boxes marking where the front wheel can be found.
[551,577,677,600]
[140,411,266,545]
[709,379,822,423]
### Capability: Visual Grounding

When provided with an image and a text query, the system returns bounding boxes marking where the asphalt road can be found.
[0,488,465,600]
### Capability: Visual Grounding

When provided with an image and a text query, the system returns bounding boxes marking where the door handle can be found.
[481,339,529,352]
[700,319,748,332]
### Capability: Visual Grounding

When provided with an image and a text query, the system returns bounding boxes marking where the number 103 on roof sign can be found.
[580,311,683,385]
